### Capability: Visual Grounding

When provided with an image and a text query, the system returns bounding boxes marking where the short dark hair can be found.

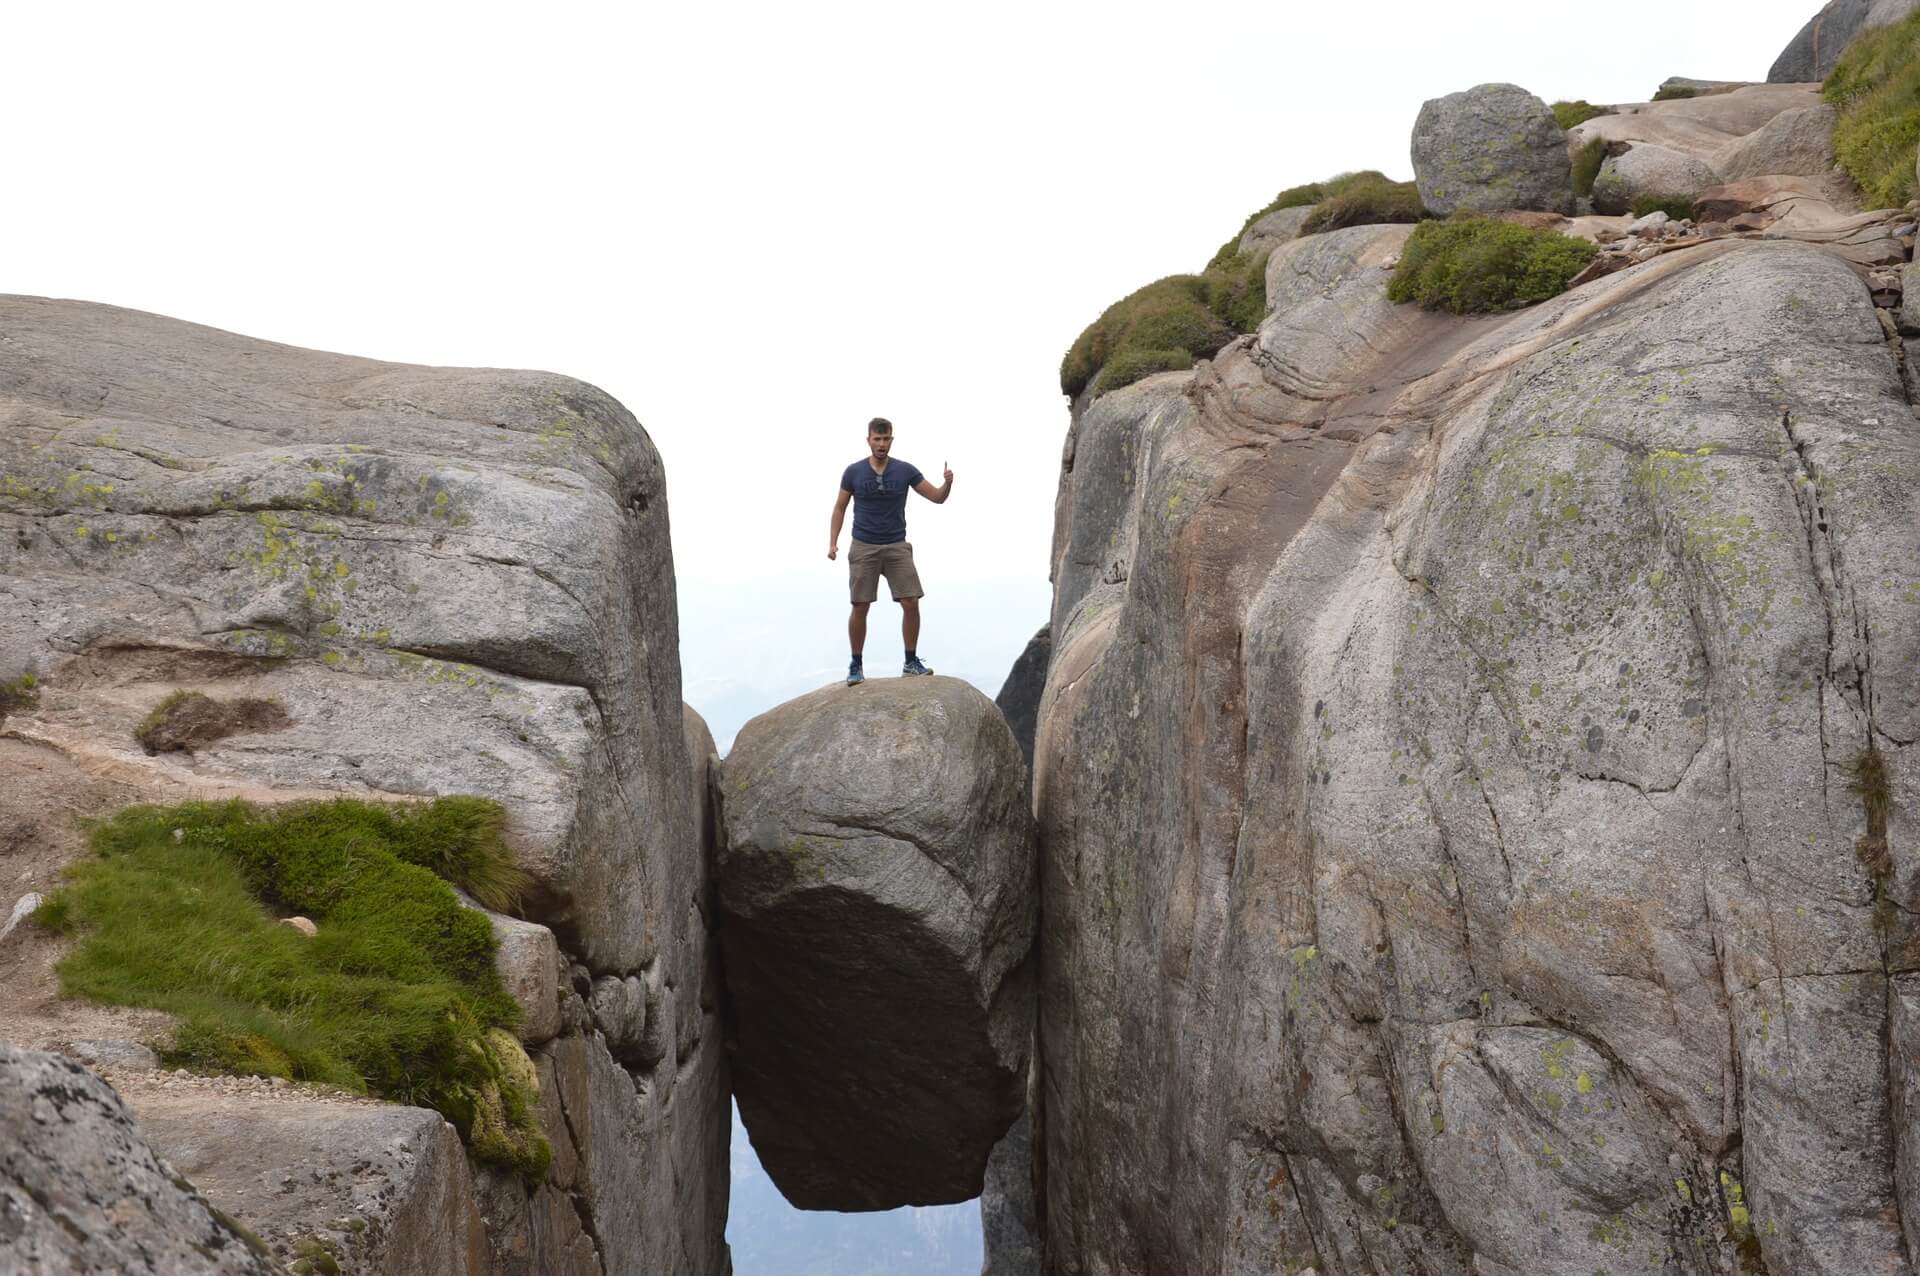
[867,417,893,436]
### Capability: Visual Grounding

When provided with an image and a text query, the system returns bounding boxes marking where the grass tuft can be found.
[1651,85,1698,101]
[1298,171,1427,235]
[41,797,548,1178]
[1571,138,1608,198]
[1629,193,1697,221]
[1090,348,1195,397]
[1552,100,1609,129]
[1387,216,1597,314]
[1059,276,1234,400]
[0,671,39,721]
[1825,7,1920,208]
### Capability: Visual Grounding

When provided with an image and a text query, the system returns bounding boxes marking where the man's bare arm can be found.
[828,487,852,559]
[914,461,954,505]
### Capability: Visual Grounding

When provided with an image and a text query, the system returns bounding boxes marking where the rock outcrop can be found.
[0,296,730,1274]
[1589,143,1722,214]
[994,626,1052,776]
[1237,206,1316,258]
[716,676,1036,1210]
[1568,83,1824,171]
[1710,102,1839,180]
[980,629,1052,1276]
[1411,83,1572,215]
[1768,0,1917,82]
[1,1045,278,1274]
[1035,208,1920,1274]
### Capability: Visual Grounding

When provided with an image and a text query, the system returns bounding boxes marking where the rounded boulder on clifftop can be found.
[714,675,1036,1211]
[1411,83,1574,216]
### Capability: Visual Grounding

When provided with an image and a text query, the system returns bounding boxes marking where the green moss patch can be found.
[1552,100,1609,129]
[1651,85,1698,101]
[1571,138,1608,198]
[1629,193,1697,221]
[1063,170,1432,401]
[1060,275,1236,400]
[1298,171,1426,235]
[1387,216,1597,314]
[41,797,548,1179]
[1825,7,1920,209]
[135,689,291,755]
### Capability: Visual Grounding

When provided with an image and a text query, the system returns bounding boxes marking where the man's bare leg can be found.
[901,597,920,651]
[850,602,870,656]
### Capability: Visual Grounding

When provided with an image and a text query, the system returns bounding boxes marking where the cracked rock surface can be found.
[716,675,1036,1210]
[0,1044,279,1274]
[1037,229,1920,1273]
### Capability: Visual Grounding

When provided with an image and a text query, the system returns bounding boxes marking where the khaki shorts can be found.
[848,539,923,603]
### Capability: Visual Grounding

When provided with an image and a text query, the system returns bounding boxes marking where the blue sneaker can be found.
[847,660,865,686]
[902,656,934,677]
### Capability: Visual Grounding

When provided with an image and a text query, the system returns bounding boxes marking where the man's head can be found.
[867,417,893,459]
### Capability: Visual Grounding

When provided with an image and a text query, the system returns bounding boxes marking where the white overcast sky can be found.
[4,0,1819,737]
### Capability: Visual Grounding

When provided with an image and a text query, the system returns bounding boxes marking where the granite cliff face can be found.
[1033,214,1920,1274]
[0,297,729,1274]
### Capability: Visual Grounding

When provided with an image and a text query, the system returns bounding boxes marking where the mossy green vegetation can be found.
[1552,100,1608,129]
[1629,193,1697,221]
[1063,171,1430,400]
[40,797,548,1179]
[1571,138,1608,198]
[1651,85,1698,101]
[1060,275,1235,399]
[1298,171,1426,235]
[0,671,39,720]
[1387,216,1597,314]
[1825,6,1920,209]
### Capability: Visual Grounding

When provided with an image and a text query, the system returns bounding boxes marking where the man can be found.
[828,417,953,686]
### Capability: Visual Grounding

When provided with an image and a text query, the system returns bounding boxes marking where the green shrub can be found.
[1825,6,1920,208]
[1207,180,1328,269]
[1571,138,1608,197]
[1630,193,1697,221]
[1387,216,1598,314]
[1552,100,1609,129]
[0,672,39,720]
[1090,348,1195,396]
[1651,85,1698,101]
[1060,275,1234,399]
[42,797,549,1179]
[1063,169,1426,401]
[1299,171,1427,235]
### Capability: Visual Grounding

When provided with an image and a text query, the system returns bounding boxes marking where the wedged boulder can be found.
[1769,0,1916,82]
[715,675,1036,1210]
[1590,143,1720,214]
[1711,102,1838,180]
[0,1045,277,1274]
[1411,83,1572,215]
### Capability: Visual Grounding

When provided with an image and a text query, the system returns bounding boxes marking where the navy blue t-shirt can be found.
[842,458,923,545]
